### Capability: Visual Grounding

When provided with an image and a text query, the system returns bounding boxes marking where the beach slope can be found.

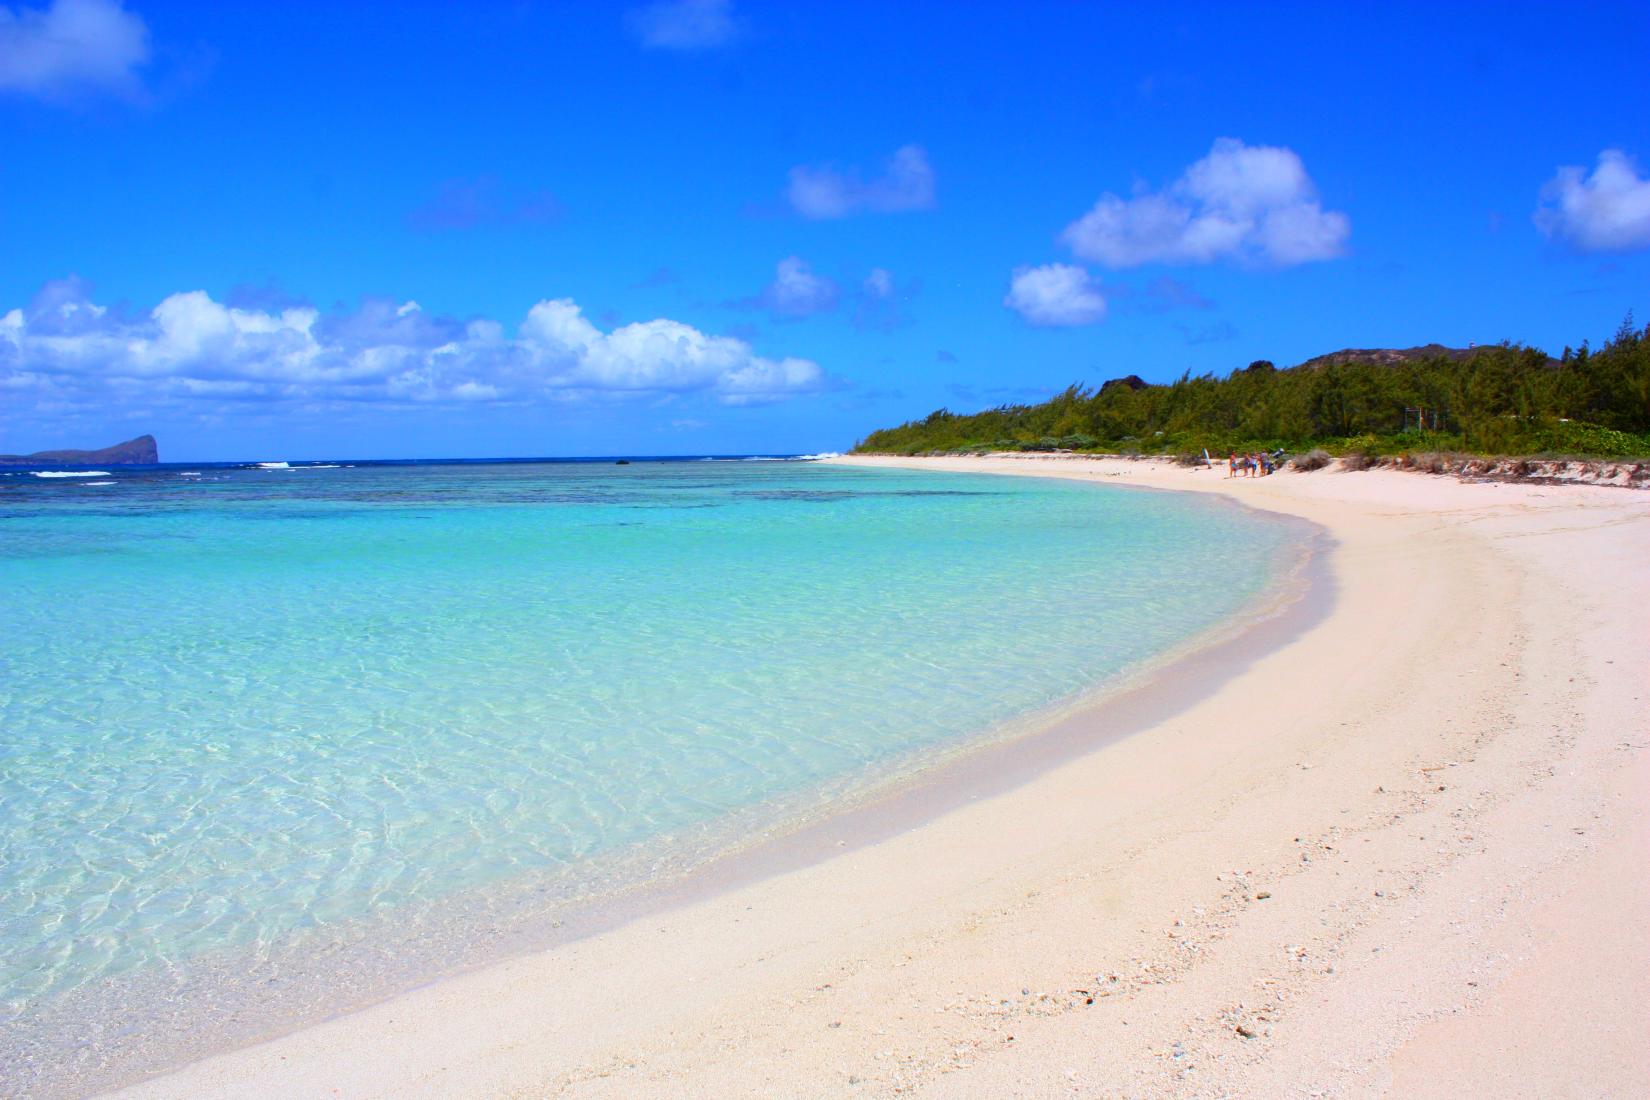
[109,455,1649,1099]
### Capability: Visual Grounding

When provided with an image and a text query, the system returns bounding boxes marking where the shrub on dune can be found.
[1292,448,1333,471]
[1340,451,1379,471]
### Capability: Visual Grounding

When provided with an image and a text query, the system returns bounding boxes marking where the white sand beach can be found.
[109,455,1650,1099]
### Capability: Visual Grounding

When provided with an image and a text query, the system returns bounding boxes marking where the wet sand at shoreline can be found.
[107,454,1649,1099]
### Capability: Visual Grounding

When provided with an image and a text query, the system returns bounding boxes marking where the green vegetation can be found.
[854,318,1650,460]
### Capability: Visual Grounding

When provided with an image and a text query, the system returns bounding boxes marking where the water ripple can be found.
[0,459,1296,1087]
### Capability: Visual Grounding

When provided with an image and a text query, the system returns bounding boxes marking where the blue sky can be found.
[2,0,1647,461]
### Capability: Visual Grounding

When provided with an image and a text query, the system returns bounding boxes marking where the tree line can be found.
[854,318,1650,459]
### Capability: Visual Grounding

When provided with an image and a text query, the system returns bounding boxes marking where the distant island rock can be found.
[0,435,159,466]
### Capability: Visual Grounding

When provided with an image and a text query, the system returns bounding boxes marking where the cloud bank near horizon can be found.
[0,280,829,423]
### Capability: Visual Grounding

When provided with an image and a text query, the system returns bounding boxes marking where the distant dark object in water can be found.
[615,459,631,465]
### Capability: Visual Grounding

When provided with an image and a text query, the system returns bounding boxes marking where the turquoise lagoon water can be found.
[0,458,1300,1076]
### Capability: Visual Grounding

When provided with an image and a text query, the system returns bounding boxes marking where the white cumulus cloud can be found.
[787,145,936,219]
[1004,264,1107,326]
[0,0,148,100]
[626,0,736,51]
[0,280,828,418]
[1534,149,1650,253]
[1061,138,1349,267]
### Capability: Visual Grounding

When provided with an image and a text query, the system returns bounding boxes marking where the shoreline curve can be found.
[99,452,1650,1100]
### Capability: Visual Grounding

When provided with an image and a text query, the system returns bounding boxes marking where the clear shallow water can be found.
[0,458,1297,1075]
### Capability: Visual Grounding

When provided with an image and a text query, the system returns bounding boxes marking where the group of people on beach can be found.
[1227,451,1275,478]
